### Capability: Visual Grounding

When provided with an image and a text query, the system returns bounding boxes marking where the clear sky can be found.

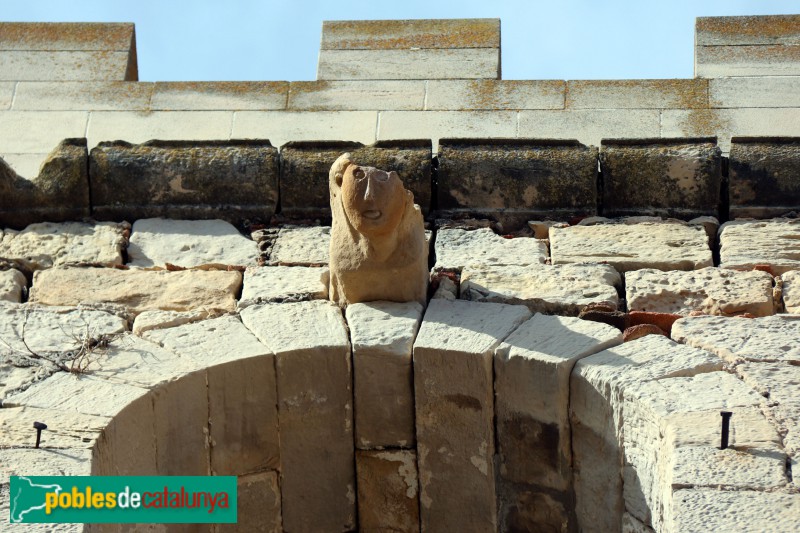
[3,1,799,82]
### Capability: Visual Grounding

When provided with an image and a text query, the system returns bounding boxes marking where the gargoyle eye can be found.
[373,171,390,182]
[353,168,365,180]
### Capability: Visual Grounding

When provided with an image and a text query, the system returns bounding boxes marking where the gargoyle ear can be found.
[331,152,352,188]
[388,171,399,181]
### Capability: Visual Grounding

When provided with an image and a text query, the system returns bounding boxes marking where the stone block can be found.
[1,447,91,481]
[696,44,800,77]
[152,370,209,475]
[0,221,126,271]
[231,110,378,147]
[413,299,531,532]
[127,218,258,269]
[131,309,215,336]
[86,111,232,148]
[239,266,329,308]
[0,51,133,81]
[151,81,288,111]
[0,268,26,302]
[433,228,547,272]
[280,140,431,219]
[217,471,281,533]
[784,270,800,313]
[0,138,89,227]
[0,405,108,449]
[461,263,620,315]
[0,111,88,155]
[739,362,800,405]
[719,218,800,274]
[567,79,707,109]
[569,335,722,533]
[600,138,721,218]
[550,221,712,272]
[661,108,800,153]
[288,80,425,110]
[672,489,800,532]
[12,81,153,111]
[672,314,800,363]
[268,226,330,266]
[321,19,501,50]
[729,138,800,217]
[437,139,598,222]
[494,315,620,497]
[0,82,15,110]
[91,393,157,476]
[89,140,278,222]
[31,266,242,315]
[773,400,800,457]
[710,76,800,108]
[356,450,420,533]
[518,109,661,148]
[426,80,564,110]
[496,487,571,533]
[625,267,775,316]
[240,301,354,532]
[347,301,422,449]
[377,110,517,150]
[696,15,800,46]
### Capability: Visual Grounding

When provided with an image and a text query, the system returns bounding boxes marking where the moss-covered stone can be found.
[437,139,598,229]
[729,137,800,218]
[89,139,278,223]
[600,138,721,218]
[279,140,431,220]
[0,138,89,228]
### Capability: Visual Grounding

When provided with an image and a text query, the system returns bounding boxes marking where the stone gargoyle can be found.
[328,153,428,306]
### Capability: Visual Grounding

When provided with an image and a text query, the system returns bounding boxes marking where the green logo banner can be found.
[9,476,237,524]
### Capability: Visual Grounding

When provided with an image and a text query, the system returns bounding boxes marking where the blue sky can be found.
[4,1,799,82]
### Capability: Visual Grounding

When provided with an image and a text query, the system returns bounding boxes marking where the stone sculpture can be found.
[329,153,428,306]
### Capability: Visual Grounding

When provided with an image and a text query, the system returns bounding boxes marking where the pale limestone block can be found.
[672,315,800,363]
[528,220,568,239]
[672,489,800,532]
[495,314,621,491]
[773,400,800,457]
[0,405,108,449]
[232,110,378,147]
[145,315,279,475]
[0,447,91,481]
[623,375,780,529]
[0,221,126,271]
[268,226,330,266]
[151,81,288,111]
[719,219,800,274]
[3,373,148,418]
[217,471,281,533]
[239,266,329,308]
[0,82,14,110]
[0,51,130,81]
[570,335,722,533]
[127,218,258,269]
[91,393,157,476]
[661,108,800,153]
[0,153,48,179]
[434,228,547,271]
[0,269,26,302]
[784,270,800,313]
[696,44,800,77]
[152,370,209,475]
[240,300,355,532]
[0,305,127,398]
[461,263,620,315]
[347,301,422,449]
[356,450,420,533]
[413,299,531,533]
[131,309,215,336]
[289,80,425,110]
[377,110,517,151]
[695,15,800,46]
[550,222,712,272]
[518,109,661,148]
[710,76,800,108]
[625,267,775,316]
[739,362,800,405]
[431,276,457,300]
[425,80,564,110]
[12,81,153,111]
[31,267,242,315]
[0,111,88,154]
[86,111,232,149]
[318,48,499,80]
[567,79,707,109]
[320,19,500,49]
